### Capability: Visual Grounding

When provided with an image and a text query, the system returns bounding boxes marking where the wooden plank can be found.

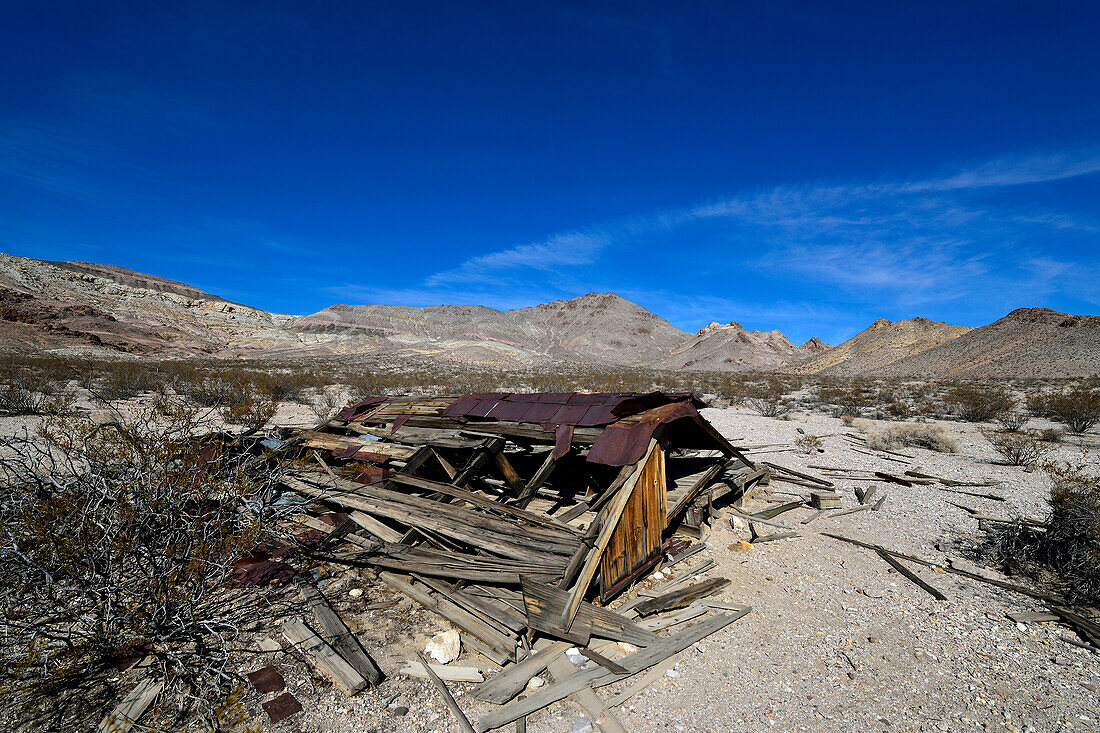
[417,652,477,733]
[875,471,913,487]
[299,584,382,685]
[468,641,571,704]
[559,441,657,632]
[283,475,576,564]
[400,661,484,683]
[874,549,947,600]
[633,578,730,617]
[349,510,404,543]
[475,611,748,732]
[521,578,657,647]
[98,677,162,733]
[386,473,580,536]
[750,500,804,520]
[379,572,517,664]
[668,458,729,517]
[1007,611,1060,624]
[822,533,1060,602]
[546,655,628,733]
[493,450,526,493]
[762,462,834,487]
[512,450,557,508]
[579,649,629,675]
[606,655,679,708]
[282,620,369,696]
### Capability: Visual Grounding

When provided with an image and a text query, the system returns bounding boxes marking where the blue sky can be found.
[1,1,1098,345]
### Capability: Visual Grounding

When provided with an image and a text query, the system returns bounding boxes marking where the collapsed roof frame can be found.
[281,391,766,660]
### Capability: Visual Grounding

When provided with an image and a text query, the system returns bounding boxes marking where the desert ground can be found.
[195,402,1099,733]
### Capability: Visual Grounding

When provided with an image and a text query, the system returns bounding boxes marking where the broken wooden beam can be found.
[282,620,370,696]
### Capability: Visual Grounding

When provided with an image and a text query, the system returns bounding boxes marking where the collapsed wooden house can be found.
[278,391,765,727]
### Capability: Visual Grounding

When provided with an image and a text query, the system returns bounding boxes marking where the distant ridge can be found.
[0,252,1096,377]
[789,316,972,376]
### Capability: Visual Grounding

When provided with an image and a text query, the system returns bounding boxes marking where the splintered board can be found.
[600,444,667,599]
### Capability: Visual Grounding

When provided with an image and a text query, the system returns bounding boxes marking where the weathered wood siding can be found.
[599,445,667,594]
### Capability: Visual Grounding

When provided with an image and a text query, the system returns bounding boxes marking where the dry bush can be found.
[996,411,1029,432]
[815,379,875,417]
[865,422,958,453]
[1044,385,1100,434]
[1039,428,1064,443]
[988,460,1100,604]
[0,398,301,730]
[983,429,1055,466]
[744,380,790,417]
[794,433,823,453]
[0,359,71,415]
[943,382,1016,422]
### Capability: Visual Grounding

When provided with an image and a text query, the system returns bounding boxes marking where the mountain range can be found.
[1,252,1096,378]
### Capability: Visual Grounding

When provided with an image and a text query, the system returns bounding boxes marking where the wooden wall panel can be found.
[600,445,667,594]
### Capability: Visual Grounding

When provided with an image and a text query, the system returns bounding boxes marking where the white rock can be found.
[425,629,461,664]
[349,588,364,598]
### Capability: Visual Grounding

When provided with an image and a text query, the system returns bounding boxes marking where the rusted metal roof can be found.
[439,391,702,428]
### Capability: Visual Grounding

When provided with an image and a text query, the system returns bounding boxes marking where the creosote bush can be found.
[943,383,1016,423]
[0,398,300,730]
[744,380,790,417]
[865,422,958,453]
[989,460,1100,604]
[983,428,1055,466]
[1045,385,1100,434]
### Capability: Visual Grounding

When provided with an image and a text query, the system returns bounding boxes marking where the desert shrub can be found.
[1044,385,1100,434]
[865,422,958,453]
[983,429,1055,466]
[1026,391,1053,417]
[1039,428,1064,443]
[884,398,913,420]
[815,379,875,417]
[92,360,166,402]
[0,398,299,729]
[744,379,789,417]
[794,433,823,453]
[996,411,1029,432]
[943,383,1016,422]
[0,359,70,415]
[219,376,277,432]
[988,460,1100,604]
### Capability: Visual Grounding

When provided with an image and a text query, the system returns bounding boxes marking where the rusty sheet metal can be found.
[337,395,387,421]
[437,391,701,429]
[588,401,702,466]
[553,425,574,459]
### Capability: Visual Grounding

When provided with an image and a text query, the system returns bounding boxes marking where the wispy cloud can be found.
[418,147,1100,327]
[426,231,611,286]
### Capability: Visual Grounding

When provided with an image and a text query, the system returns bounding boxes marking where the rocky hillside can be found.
[790,317,973,376]
[290,292,688,365]
[4,252,1096,377]
[877,308,1100,378]
[0,253,818,368]
[0,253,290,355]
[661,322,827,371]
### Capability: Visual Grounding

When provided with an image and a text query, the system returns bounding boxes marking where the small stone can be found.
[425,629,461,664]
[665,669,681,678]
[572,716,593,733]
[349,588,364,598]
[392,706,409,717]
